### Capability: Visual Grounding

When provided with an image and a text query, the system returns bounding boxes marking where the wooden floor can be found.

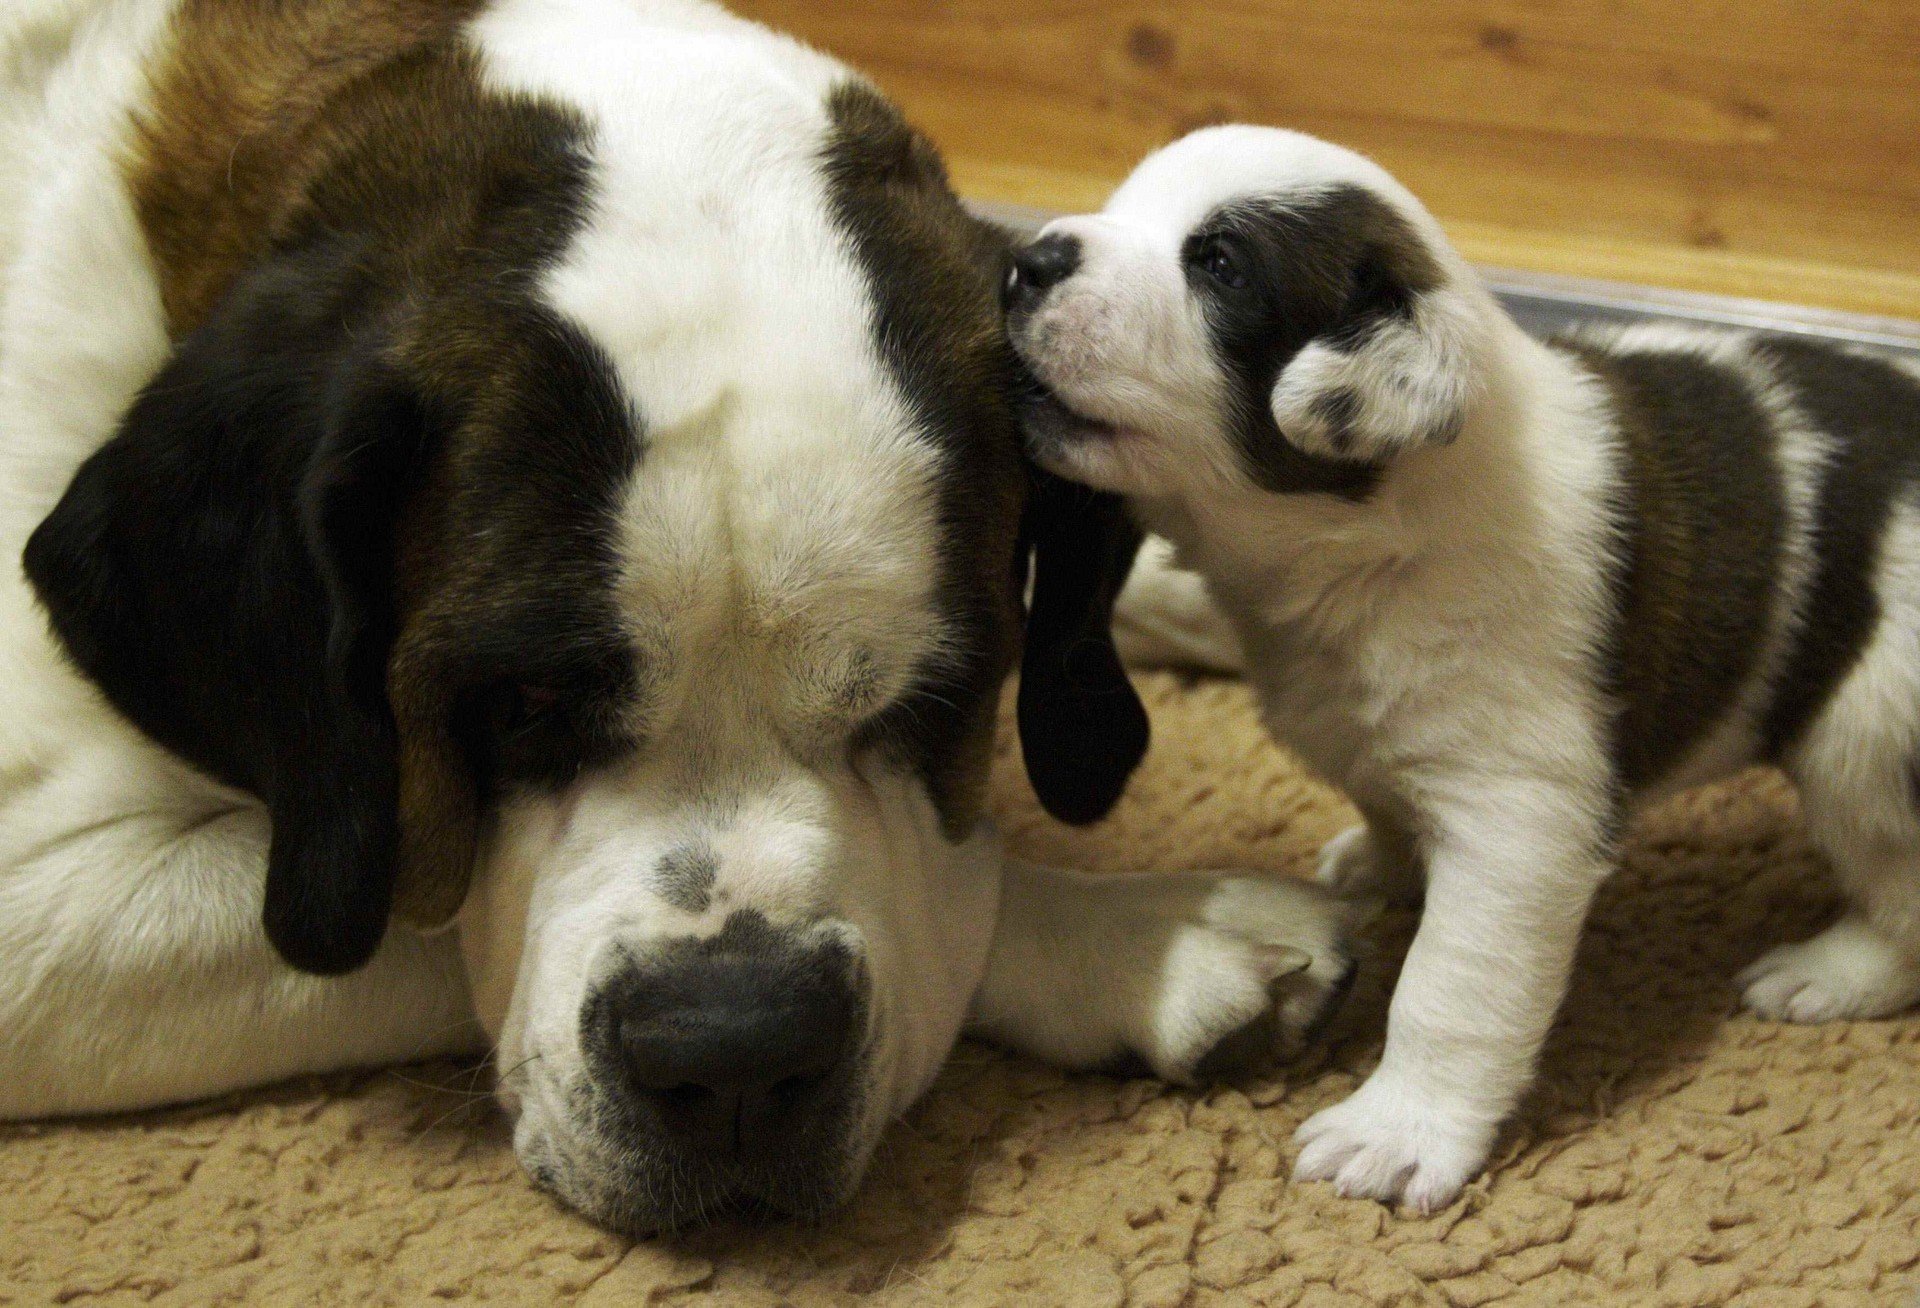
[736,0,1920,320]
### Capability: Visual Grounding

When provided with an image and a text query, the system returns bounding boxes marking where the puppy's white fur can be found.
[1019,126,1920,1213]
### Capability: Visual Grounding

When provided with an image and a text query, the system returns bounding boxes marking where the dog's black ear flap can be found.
[1016,467,1149,824]
[23,243,437,975]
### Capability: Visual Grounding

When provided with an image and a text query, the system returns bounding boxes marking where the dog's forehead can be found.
[1105,126,1413,240]
[480,4,885,446]
[464,2,1018,719]
[612,422,947,685]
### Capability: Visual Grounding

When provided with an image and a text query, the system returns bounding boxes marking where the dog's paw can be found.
[1111,536,1246,674]
[1292,1072,1495,1214]
[1315,824,1419,904]
[1150,875,1358,1083]
[974,867,1355,1083]
[1738,918,1920,1023]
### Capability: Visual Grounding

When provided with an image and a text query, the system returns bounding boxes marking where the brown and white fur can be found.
[1007,125,1920,1213]
[0,8,1353,1234]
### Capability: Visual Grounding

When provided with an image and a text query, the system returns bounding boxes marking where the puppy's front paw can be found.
[1293,1072,1494,1214]
[1738,918,1920,1023]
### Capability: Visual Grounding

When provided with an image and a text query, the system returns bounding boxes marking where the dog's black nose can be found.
[1006,233,1082,311]
[594,943,860,1159]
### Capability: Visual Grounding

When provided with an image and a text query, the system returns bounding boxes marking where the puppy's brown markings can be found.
[1755,338,1920,757]
[383,294,638,925]
[1559,340,1786,790]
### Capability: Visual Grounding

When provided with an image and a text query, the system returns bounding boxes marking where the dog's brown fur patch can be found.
[121,0,625,925]
[820,81,1030,838]
[125,0,487,337]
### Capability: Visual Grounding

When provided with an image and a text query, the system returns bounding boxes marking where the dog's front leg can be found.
[967,859,1354,1083]
[1293,777,1611,1212]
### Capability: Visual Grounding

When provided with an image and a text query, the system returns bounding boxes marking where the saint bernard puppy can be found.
[0,5,1355,1231]
[1008,126,1920,1212]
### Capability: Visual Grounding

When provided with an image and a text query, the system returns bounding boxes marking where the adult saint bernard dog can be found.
[0,0,1353,1231]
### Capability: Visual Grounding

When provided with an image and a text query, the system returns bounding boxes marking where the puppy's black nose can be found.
[1006,233,1082,311]
[596,946,859,1159]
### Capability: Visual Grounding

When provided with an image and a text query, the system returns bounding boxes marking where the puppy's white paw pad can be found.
[1292,1078,1493,1214]
[1738,920,1920,1023]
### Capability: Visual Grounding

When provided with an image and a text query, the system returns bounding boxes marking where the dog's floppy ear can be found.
[23,240,461,975]
[1266,192,1478,464]
[1015,466,1149,824]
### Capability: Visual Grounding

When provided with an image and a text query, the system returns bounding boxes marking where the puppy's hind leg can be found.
[1746,519,1920,1021]
[1743,768,1920,1022]
[967,860,1355,1083]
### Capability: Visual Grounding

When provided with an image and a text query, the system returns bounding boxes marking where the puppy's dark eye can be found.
[1194,236,1248,290]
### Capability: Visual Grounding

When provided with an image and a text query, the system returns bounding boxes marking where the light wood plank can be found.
[739,0,1920,317]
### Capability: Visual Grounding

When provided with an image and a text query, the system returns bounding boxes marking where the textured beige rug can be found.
[5,672,1918,1306]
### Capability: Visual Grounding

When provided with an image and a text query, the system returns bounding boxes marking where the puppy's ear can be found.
[1268,198,1478,463]
[23,240,462,975]
[1016,467,1149,824]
